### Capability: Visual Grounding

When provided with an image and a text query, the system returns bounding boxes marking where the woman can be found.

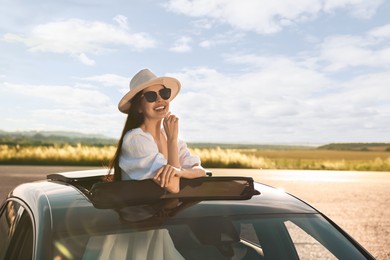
[109,68,205,193]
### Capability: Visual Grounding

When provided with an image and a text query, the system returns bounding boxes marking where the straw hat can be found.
[118,68,181,113]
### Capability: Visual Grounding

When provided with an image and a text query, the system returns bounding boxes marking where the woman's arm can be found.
[153,164,205,193]
[163,113,180,168]
[162,113,206,191]
[177,165,206,179]
[167,138,180,168]
[153,164,181,193]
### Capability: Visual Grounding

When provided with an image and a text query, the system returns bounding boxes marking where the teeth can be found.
[154,106,165,111]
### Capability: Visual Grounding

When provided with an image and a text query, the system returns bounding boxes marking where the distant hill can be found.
[187,142,316,150]
[0,130,110,139]
[318,143,390,152]
[0,130,117,146]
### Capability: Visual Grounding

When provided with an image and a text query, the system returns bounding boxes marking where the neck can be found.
[141,119,162,139]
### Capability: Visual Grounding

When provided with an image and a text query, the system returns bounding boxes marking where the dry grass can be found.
[1,145,390,171]
[0,144,115,166]
[190,147,390,171]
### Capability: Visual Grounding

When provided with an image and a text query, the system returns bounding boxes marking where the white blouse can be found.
[119,128,200,180]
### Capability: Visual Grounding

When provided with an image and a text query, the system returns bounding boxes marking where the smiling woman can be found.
[108,68,206,193]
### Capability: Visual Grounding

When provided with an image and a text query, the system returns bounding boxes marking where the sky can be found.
[0,0,389,145]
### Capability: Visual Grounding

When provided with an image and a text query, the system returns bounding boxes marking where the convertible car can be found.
[0,169,374,259]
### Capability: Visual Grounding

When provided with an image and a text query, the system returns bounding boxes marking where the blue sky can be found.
[1,0,389,144]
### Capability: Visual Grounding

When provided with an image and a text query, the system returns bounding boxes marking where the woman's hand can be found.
[176,165,206,179]
[154,164,180,189]
[163,112,179,142]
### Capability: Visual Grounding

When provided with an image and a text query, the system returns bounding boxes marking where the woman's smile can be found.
[154,105,166,112]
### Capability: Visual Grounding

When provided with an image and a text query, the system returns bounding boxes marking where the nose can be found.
[155,95,161,102]
[155,92,163,102]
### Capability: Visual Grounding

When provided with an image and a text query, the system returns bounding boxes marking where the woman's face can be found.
[139,84,170,120]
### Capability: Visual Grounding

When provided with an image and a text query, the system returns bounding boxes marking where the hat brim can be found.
[118,76,181,114]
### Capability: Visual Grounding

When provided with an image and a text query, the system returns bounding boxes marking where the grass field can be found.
[1,144,389,171]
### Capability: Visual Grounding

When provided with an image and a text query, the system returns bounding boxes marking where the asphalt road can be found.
[0,166,389,259]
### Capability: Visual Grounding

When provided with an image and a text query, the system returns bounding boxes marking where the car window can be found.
[0,201,33,260]
[284,220,337,259]
[239,222,263,256]
[0,201,21,259]
[290,215,367,260]
[53,214,368,260]
[54,219,264,260]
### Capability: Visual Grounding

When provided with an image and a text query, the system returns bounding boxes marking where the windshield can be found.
[52,213,367,260]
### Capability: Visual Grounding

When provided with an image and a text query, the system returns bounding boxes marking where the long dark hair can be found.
[107,92,144,181]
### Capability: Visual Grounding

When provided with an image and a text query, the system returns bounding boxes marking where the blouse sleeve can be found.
[178,138,201,169]
[119,129,167,180]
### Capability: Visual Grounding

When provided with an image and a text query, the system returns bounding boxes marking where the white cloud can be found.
[323,0,384,19]
[113,14,129,30]
[81,74,129,93]
[302,70,390,139]
[0,81,123,137]
[170,36,193,52]
[369,24,390,39]
[165,0,384,34]
[199,31,244,48]
[28,108,123,137]
[2,16,156,63]
[170,63,324,142]
[318,24,390,71]
[78,53,96,65]
[191,18,214,30]
[342,71,390,103]
[169,53,389,143]
[3,82,112,109]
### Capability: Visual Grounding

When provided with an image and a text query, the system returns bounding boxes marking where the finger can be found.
[167,114,177,122]
[166,115,178,123]
[162,165,171,187]
[164,112,171,121]
[164,167,174,187]
[154,167,163,180]
[158,167,165,187]
[160,166,170,187]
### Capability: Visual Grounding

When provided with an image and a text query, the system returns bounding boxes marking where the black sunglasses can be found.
[142,88,171,103]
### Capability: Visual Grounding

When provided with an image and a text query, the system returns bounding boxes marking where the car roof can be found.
[9,169,318,234]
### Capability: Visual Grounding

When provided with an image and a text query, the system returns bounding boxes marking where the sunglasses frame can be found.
[142,87,172,103]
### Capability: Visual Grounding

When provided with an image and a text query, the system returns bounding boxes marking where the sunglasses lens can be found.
[159,88,171,100]
[143,91,157,102]
[142,88,172,103]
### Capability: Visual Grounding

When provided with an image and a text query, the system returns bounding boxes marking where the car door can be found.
[0,199,34,260]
